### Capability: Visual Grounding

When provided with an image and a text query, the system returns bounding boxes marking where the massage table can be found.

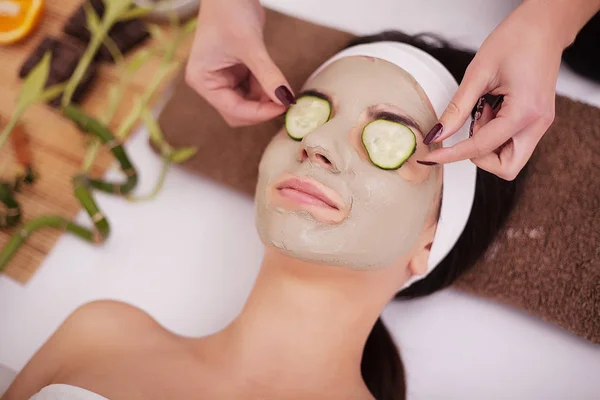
[1,0,599,398]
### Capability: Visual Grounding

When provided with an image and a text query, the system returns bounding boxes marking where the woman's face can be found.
[255,56,442,270]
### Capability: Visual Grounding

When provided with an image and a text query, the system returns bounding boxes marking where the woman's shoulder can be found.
[1,301,167,400]
[66,300,159,330]
[61,300,165,349]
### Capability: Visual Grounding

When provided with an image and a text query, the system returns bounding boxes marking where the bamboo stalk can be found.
[0,215,95,272]
[128,158,170,202]
[0,13,197,275]
[72,174,110,240]
[0,124,37,229]
[0,106,136,270]
[0,183,21,229]
[63,105,139,195]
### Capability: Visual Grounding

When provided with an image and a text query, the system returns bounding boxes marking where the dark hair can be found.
[562,11,600,84]
[346,32,528,400]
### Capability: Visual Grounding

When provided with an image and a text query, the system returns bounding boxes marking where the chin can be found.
[255,209,396,271]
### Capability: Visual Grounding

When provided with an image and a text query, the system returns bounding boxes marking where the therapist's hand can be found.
[419,0,599,180]
[185,0,295,127]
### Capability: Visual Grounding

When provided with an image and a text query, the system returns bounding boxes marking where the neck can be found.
[201,248,405,399]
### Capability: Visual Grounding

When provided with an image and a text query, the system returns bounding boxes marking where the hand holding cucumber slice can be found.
[362,120,417,170]
[285,96,331,140]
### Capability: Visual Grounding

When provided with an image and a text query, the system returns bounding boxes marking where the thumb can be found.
[427,65,490,144]
[241,39,296,107]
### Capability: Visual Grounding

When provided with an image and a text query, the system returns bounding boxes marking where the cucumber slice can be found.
[362,120,417,170]
[285,96,331,140]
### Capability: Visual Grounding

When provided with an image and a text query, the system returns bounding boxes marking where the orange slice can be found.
[0,0,44,45]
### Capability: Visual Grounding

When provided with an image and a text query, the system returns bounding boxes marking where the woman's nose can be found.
[300,146,337,171]
[299,132,344,173]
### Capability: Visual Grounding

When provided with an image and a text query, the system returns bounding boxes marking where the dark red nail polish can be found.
[275,86,296,107]
[417,160,438,166]
[423,123,443,145]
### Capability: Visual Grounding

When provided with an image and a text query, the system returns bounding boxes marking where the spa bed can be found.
[1,0,599,398]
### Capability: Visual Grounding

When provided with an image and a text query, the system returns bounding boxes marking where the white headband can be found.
[309,42,477,289]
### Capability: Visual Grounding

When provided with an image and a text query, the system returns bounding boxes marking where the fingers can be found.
[210,87,286,127]
[185,57,286,127]
[423,94,548,164]
[184,36,292,127]
[472,102,496,133]
[470,117,548,180]
[240,38,296,107]
[468,99,497,138]
[423,114,524,164]
[425,62,491,144]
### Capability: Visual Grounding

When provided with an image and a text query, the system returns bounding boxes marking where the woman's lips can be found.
[275,177,343,210]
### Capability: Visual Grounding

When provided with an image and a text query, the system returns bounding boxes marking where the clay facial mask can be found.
[255,56,441,270]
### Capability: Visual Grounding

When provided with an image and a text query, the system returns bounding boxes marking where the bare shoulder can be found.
[1,301,165,400]
[63,300,162,341]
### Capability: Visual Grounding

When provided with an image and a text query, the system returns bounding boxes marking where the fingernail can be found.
[423,123,443,145]
[275,86,296,107]
[417,160,438,166]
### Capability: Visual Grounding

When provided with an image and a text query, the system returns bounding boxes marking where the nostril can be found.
[301,149,309,161]
[316,154,331,165]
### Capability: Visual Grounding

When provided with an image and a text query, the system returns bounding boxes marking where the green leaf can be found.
[103,0,134,21]
[182,19,198,35]
[125,49,153,76]
[102,84,121,123]
[118,6,153,21]
[83,1,101,36]
[156,59,181,81]
[102,34,124,64]
[170,147,198,164]
[39,83,67,103]
[16,51,52,112]
[147,24,166,42]
[140,108,164,145]
[115,96,144,139]
[107,85,120,108]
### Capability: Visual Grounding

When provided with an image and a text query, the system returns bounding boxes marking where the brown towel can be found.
[156,10,600,343]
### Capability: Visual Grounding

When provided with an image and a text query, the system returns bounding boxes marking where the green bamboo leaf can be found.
[170,147,198,164]
[116,96,143,138]
[140,108,164,145]
[147,23,166,42]
[156,59,181,82]
[107,85,120,108]
[126,49,153,75]
[39,83,67,103]
[16,51,52,112]
[83,1,101,36]
[102,84,121,122]
[103,35,125,64]
[103,0,134,20]
[118,6,153,21]
[182,19,198,34]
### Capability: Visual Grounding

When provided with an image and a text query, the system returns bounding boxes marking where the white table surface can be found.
[1,1,600,399]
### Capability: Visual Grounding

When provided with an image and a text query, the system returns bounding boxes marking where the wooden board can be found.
[0,1,194,283]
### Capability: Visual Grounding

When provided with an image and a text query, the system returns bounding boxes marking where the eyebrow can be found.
[298,89,332,104]
[369,109,423,134]
[298,90,423,135]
